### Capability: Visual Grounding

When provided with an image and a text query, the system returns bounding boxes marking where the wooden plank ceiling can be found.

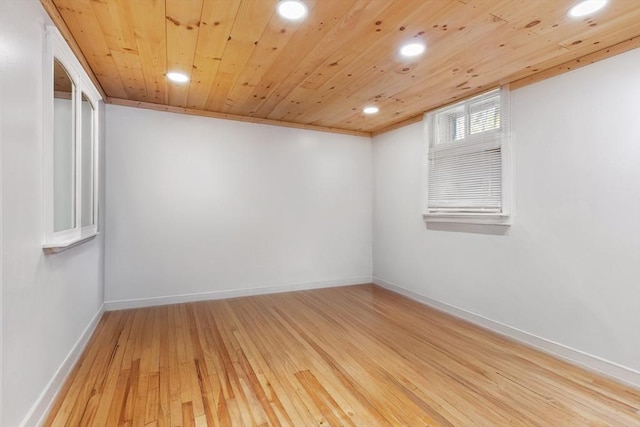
[49,0,640,135]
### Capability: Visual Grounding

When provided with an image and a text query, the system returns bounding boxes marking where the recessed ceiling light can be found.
[277,0,308,20]
[363,106,379,115]
[167,72,189,83]
[399,42,426,57]
[568,0,607,17]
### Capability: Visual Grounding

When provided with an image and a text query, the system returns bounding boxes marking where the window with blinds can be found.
[424,87,511,225]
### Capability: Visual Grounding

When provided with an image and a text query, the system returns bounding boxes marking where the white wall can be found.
[0,1,106,425]
[0,2,4,421]
[105,106,372,305]
[372,49,640,384]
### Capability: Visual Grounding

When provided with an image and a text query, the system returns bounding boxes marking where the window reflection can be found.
[53,59,75,232]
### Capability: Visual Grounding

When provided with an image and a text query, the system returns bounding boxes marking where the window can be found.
[424,87,511,225]
[43,27,101,252]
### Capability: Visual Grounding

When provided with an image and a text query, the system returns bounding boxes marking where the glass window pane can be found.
[436,106,465,144]
[470,97,501,134]
[81,93,94,227]
[53,59,75,232]
[452,114,466,140]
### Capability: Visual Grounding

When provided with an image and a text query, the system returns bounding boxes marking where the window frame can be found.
[423,86,512,225]
[43,26,102,253]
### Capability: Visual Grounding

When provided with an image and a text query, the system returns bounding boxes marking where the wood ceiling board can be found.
[88,0,138,53]
[187,0,241,109]
[314,0,640,130]
[224,0,324,116]
[304,4,521,128]
[328,0,638,131]
[108,50,149,102]
[510,35,640,89]
[292,1,405,93]
[482,0,640,58]
[556,13,640,51]
[48,0,640,134]
[265,0,430,123]
[248,0,389,118]
[82,0,149,102]
[54,0,128,99]
[489,0,640,38]
[299,1,568,128]
[489,5,640,85]
[166,0,204,107]
[129,0,168,105]
[203,0,277,112]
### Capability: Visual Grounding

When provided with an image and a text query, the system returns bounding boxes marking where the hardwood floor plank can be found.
[181,401,195,427]
[294,370,356,427]
[227,299,323,425]
[45,285,640,426]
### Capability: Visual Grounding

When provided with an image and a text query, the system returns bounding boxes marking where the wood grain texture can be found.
[40,0,108,99]
[510,35,640,89]
[45,0,640,134]
[45,285,640,426]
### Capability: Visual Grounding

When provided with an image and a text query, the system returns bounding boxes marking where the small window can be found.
[424,87,511,225]
[43,27,101,252]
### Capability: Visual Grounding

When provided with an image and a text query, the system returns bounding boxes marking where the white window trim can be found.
[423,86,512,226]
[42,26,101,253]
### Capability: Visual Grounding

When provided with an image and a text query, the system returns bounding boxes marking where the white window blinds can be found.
[425,88,510,222]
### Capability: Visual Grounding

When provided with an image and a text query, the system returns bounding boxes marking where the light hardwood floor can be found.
[45,285,640,426]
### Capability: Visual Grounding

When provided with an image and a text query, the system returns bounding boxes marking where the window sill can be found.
[43,231,99,254]
[423,213,511,226]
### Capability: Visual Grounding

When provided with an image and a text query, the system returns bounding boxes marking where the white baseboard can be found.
[19,304,105,427]
[373,276,640,389]
[104,276,373,311]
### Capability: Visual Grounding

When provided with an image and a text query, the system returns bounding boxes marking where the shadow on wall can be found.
[426,222,511,236]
